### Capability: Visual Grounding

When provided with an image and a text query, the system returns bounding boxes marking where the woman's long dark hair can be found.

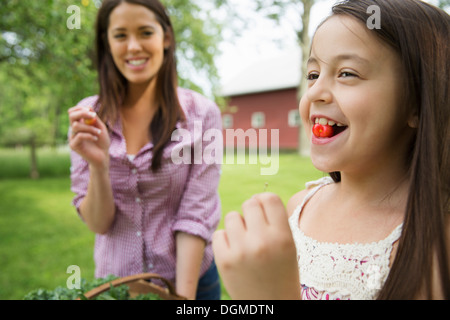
[94,0,184,171]
[328,0,449,299]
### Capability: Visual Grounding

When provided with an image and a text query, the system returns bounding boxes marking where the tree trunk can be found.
[297,0,313,157]
[30,134,39,179]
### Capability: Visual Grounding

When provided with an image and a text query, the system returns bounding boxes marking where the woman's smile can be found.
[125,57,149,70]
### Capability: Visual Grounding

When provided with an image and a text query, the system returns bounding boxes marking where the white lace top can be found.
[288,177,403,300]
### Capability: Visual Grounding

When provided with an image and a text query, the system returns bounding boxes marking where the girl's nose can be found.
[306,76,333,105]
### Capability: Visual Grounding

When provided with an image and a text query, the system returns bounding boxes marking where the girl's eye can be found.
[306,73,319,81]
[339,71,357,78]
[142,31,153,36]
[114,34,125,39]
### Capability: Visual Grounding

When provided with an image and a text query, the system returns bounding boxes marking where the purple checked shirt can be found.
[70,88,222,283]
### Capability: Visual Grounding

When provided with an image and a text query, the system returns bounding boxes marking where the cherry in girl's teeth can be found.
[313,124,334,138]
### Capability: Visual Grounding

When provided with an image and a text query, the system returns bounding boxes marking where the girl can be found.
[68,0,222,300]
[213,0,449,299]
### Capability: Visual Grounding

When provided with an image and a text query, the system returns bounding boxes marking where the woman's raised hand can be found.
[68,106,110,169]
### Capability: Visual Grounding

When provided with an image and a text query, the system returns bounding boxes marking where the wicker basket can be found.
[81,273,187,300]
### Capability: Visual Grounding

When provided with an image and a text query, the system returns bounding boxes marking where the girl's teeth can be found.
[316,117,343,127]
[318,118,328,125]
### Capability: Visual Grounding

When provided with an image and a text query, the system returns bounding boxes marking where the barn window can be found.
[222,114,233,129]
[251,112,265,129]
[288,109,301,127]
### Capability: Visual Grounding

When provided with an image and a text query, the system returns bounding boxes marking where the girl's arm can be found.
[175,232,206,300]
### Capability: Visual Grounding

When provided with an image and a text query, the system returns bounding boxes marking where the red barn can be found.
[220,50,304,152]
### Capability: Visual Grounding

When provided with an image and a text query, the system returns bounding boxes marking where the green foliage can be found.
[24,275,163,300]
[0,0,99,147]
[162,0,224,94]
[438,0,450,9]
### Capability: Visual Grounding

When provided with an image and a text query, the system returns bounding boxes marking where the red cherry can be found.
[313,124,334,138]
[83,106,97,126]
[84,117,96,126]
[312,124,321,137]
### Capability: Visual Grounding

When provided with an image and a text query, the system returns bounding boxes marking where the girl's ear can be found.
[407,113,419,129]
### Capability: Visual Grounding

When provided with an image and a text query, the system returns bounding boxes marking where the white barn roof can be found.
[220,48,301,97]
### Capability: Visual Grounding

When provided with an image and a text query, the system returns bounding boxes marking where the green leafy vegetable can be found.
[24,275,162,300]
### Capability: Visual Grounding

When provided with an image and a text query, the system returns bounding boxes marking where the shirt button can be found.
[135,197,141,203]
[131,168,137,174]
[148,263,154,270]
[136,231,141,237]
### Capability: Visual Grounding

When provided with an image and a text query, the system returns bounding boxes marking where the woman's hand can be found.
[68,105,110,170]
[212,193,301,300]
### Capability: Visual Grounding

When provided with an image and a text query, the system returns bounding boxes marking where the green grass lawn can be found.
[218,151,324,227]
[0,177,96,299]
[0,148,323,299]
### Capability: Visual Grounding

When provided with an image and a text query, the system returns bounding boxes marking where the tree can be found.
[0,0,100,178]
[162,0,227,96]
[438,0,450,10]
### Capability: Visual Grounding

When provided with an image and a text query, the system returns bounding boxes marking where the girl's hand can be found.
[68,106,110,170]
[212,193,301,300]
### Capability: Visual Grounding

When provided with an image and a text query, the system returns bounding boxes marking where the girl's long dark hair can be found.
[94,0,185,171]
[328,0,449,299]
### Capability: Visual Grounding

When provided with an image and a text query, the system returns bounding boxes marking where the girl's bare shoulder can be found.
[286,177,334,218]
[286,189,311,218]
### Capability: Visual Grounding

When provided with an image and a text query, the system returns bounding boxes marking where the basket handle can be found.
[81,273,180,299]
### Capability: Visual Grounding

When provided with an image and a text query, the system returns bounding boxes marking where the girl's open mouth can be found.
[312,117,348,138]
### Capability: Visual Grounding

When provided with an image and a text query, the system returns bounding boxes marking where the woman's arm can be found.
[69,105,115,234]
[171,95,222,299]
[175,232,206,299]
[78,164,115,234]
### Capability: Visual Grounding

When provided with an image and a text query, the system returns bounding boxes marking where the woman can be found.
[68,0,222,300]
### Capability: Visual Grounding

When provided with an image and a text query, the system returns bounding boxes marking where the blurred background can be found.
[0,0,448,300]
